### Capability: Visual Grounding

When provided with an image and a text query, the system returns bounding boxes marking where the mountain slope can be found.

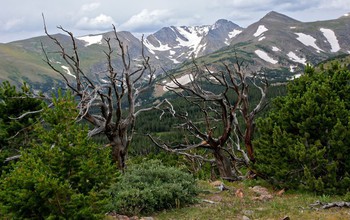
[188,11,350,82]
[144,20,242,67]
[0,19,243,90]
[1,11,350,91]
[0,43,60,90]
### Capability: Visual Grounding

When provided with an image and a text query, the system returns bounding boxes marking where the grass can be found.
[153,180,350,220]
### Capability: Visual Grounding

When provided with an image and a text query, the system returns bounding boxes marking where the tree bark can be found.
[108,131,128,171]
[213,148,233,179]
[244,120,256,163]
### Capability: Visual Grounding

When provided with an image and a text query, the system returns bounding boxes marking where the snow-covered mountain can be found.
[195,11,350,81]
[144,19,242,66]
[2,11,350,90]
[68,19,243,72]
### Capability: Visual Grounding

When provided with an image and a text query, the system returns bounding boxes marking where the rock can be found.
[250,186,273,201]
[105,212,130,220]
[252,194,273,201]
[281,216,290,220]
[210,180,229,191]
[140,217,154,220]
[242,215,251,220]
[310,200,350,209]
[105,212,142,220]
[235,188,244,198]
[251,186,269,195]
[276,189,285,196]
[116,215,130,220]
[242,210,254,216]
[209,194,223,202]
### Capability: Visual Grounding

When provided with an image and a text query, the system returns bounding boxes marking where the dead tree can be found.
[149,61,268,180]
[42,19,167,171]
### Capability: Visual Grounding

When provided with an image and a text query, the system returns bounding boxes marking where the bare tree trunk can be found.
[107,131,128,171]
[213,148,233,179]
[244,120,255,163]
[42,21,159,172]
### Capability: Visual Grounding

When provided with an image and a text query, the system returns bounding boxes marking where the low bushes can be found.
[108,160,199,216]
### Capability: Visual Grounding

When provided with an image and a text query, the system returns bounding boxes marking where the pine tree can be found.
[0,81,43,171]
[0,91,116,219]
[254,64,350,194]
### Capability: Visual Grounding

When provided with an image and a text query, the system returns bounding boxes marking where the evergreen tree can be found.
[0,91,116,219]
[254,64,350,194]
[0,81,43,171]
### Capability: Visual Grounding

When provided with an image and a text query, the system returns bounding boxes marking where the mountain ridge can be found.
[1,11,350,91]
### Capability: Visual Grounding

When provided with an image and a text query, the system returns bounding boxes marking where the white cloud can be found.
[76,14,115,30]
[120,9,172,32]
[318,0,350,9]
[1,18,24,31]
[1,0,350,42]
[80,2,100,12]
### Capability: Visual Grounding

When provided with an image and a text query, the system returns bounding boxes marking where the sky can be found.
[1,0,350,43]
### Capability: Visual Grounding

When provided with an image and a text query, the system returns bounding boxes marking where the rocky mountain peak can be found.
[212,19,240,29]
[260,11,300,24]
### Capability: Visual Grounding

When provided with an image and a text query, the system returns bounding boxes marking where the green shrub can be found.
[254,64,350,195]
[0,81,43,173]
[0,91,117,219]
[109,160,198,216]
[344,192,350,202]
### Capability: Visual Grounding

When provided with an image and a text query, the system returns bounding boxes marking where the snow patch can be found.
[228,29,242,38]
[168,57,181,64]
[320,28,340,52]
[289,65,297,73]
[288,73,302,80]
[254,25,268,37]
[194,43,206,56]
[295,33,323,52]
[225,29,242,45]
[290,26,296,29]
[169,50,176,55]
[163,74,193,91]
[61,65,76,78]
[272,46,281,52]
[144,38,171,52]
[174,26,209,57]
[294,73,302,78]
[209,76,219,83]
[258,36,266,41]
[100,78,109,83]
[344,13,349,16]
[77,35,103,46]
[287,51,306,65]
[255,50,278,64]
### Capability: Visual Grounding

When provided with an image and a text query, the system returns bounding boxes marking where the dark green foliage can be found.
[0,81,43,170]
[109,160,198,216]
[344,192,350,202]
[0,91,116,219]
[254,63,350,194]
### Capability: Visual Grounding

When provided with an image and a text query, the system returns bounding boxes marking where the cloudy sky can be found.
[1,0,350,43]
